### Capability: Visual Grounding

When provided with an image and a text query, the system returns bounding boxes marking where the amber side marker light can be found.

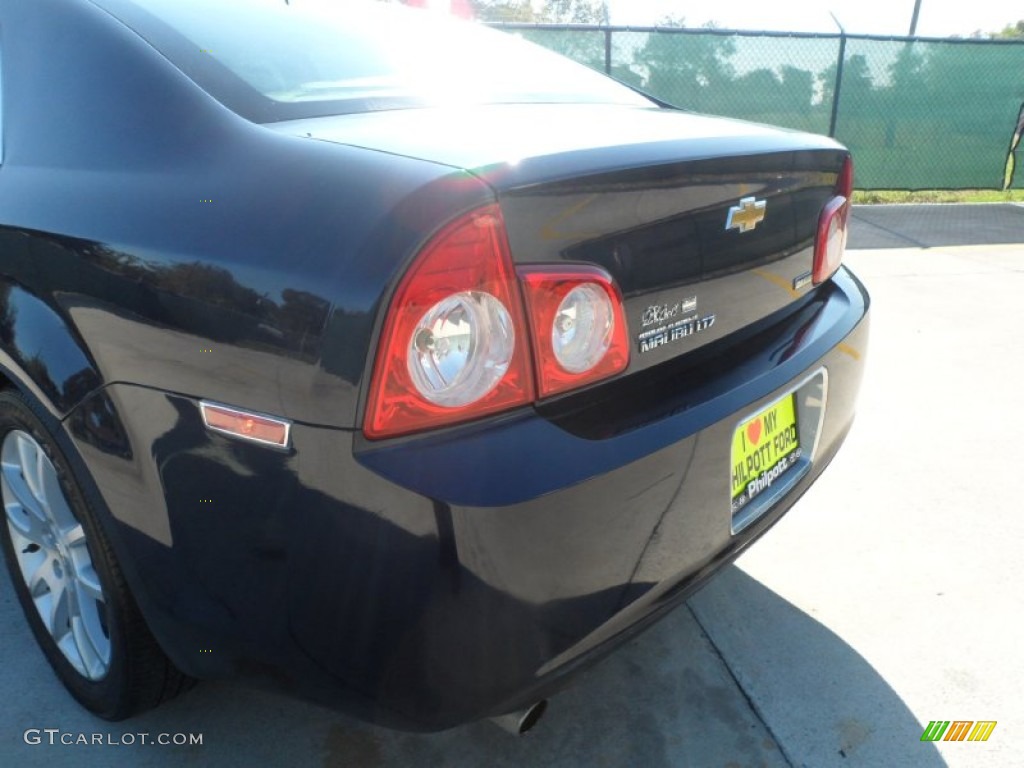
[199,401,291,449]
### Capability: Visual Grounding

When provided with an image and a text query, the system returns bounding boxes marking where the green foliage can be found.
[375,1,1024,189]
[507,2,610,71]
[517,27,607,69]
[992,20,1024,39]
[466,0,608,23]
[820,54,872,118]
[523,25,1024,189]
[831,37,1024,187]
[779,66,814,116]
[468,0,537,22]
[539,0,608,24]
[633,28,736,114]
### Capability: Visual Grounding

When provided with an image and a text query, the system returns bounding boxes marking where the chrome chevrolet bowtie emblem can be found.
[725,197,767,233]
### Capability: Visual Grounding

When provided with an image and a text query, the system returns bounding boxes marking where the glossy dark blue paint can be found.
[63,279,867,730]
[0,281,102,415]
[0,0,870,731]
[357,269,865,507]
[0,0,497,426]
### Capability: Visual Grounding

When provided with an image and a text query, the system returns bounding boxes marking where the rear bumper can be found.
[65,267,869,731]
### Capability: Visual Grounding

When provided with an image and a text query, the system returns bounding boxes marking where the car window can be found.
[91,0,651,123]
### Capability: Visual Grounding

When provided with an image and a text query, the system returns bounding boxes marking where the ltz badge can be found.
[636,295,716,354]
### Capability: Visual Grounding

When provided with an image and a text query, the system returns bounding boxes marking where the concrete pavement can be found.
[2,205,1022,767]
[849,203,1024,249]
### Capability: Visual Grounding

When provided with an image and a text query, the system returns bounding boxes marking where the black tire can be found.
[0,389,192,720]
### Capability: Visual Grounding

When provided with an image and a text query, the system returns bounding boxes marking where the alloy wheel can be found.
[1,430,111,680]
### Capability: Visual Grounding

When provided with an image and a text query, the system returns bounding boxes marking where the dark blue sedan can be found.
[0,0,868,733]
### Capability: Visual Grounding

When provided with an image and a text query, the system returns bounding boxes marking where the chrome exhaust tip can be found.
[489,700,548,736]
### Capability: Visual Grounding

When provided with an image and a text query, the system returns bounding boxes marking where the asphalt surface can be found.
[2,204,1022,767]
[848,203,1024,249]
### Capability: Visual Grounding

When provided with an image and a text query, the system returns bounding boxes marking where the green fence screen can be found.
[493,24,1024,190]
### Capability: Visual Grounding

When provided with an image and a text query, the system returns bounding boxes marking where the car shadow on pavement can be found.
[689,566,948,767]
[849,203,1024,250]
[2,562,945,768]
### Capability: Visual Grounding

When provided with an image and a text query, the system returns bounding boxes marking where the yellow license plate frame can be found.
[731,393,801,509]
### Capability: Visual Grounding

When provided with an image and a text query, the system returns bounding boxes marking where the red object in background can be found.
[451,0,474,17]
[401,0,475,19]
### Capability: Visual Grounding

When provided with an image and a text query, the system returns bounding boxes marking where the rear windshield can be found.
[92,0,651,123]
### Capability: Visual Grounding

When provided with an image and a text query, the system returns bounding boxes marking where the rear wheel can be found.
[0,390,191,719]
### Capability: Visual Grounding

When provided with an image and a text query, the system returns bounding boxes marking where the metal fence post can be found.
[604,27,612,75]
[828,33,847,138]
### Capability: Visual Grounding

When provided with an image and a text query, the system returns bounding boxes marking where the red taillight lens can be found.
[364,205,535,439]
[836,154,854,200]
[813,155,854,285]
[813,195,849,285]
[518,266,630,398]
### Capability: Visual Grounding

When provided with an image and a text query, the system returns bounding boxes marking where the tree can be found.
[538,0,609,24]
[468,0,538,22]
[992,20,1024,39]
[778,65,814,117]
[633,21,736,111]
[729,68,782,118]
[467,0,610,23]
[819,54,874,119]
[881,43,928,147]
[510,1,611,71]
[377,1,539,22]
[925,37,1023,134]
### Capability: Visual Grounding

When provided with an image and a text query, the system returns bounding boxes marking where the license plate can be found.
[731,394,801,514]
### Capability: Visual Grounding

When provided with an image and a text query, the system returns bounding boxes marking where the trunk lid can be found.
[270,104,849,376]
[495,146,846,374]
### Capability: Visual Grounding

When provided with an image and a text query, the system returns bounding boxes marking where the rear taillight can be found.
[836,154,854,200]
[364,205,535,439]
[364,207,631,439]
[518,266,629,398]
[813,155,853,285]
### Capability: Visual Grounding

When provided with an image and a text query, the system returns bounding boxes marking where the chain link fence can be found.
[492,24,1024,190]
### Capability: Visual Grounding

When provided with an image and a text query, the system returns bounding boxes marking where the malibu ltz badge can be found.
[637,294,716,354]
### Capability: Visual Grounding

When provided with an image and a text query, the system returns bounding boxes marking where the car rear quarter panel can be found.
[0,0,873,731]
[0,0,495,428]
[63,266,867,730]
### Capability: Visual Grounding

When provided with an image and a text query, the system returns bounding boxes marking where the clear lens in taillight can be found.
[364,205,534,439]
[519,266,629,398]
[551,284,614,374]
[407,290,515,407]
[365,208,633,438]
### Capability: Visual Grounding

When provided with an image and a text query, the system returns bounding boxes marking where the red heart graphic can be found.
[747,418,762,445]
